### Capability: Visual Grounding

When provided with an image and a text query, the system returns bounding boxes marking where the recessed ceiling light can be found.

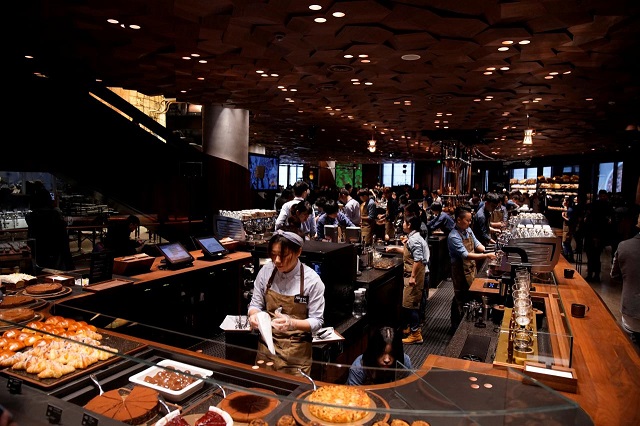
[563,70,572,74]
[270,73,278,77]
[261,74,268,77]
[129,24,141,30]
[277,85,285,89]
[333,12,345,18]
[314,17,327,23]
[500,66,510,71]
[107,19,119,24]
[484,71,493,75]
[197,77,204,81]
[502,40,514,45]
[358,54,368,58]
[309,5,322,11]
[344,54,353,59]
[486,67,496,71]
[191,53,200,57]
[361,59,370,63]
[198,60,207,63]
[182,56,191,60]
[549,71,559,75]
[364,82,373,85]
[256,70,264,73]
[519,40,531,45]
[544,75,553,79]
[498,47,509,51]
[401,54,421,61]
[586,98,593,101]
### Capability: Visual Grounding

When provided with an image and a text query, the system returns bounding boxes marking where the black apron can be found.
[450,229,476,322]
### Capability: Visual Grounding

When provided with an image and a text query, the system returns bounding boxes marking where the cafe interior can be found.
[1,1,639,425]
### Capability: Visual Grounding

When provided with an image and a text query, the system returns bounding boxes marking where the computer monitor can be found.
[194,236,228,259]
[156,242,194,269]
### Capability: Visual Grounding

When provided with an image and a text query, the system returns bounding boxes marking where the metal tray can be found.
[1,331,147,389]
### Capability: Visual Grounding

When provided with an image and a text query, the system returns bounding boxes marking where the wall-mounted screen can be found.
[249,153,279,190]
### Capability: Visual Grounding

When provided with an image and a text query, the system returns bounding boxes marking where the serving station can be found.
[1,232,639,425]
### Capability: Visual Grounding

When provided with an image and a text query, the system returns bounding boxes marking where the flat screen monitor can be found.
[156,242,194,269]
[194,236,228,259]
[248,153,279,190]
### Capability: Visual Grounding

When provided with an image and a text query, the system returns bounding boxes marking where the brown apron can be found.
[256,264,312,376]
[451,229,476,314]
[402,239,425,309]
[361,201,373,245]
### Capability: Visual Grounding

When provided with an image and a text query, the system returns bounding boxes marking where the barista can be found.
[447,206,496,331]
[248,227,326,376]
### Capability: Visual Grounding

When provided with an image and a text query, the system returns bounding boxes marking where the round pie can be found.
[25,283,62,295]
[307,385,372,423]
[0,308,35,324]
[0,295,35,309]
[219,389,278,423]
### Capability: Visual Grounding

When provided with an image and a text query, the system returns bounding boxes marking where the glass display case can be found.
[0,301,590,426]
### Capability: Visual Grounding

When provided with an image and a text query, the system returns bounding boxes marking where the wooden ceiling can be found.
[17,0,640,164]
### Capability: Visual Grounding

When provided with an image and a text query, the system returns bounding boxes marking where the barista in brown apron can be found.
[448,206,496,330]
[359,189,376,245]
[255,264,312,375]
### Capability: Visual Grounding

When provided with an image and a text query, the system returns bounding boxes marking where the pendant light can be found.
[367,125,377,152]
[523,114,534,145]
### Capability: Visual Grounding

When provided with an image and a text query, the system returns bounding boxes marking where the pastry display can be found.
[248,419,269,426]
[194,410,228,426]
[0,295,35,309]
[306,385,372,423]
[84,385,159,424]
[25,283,62,295]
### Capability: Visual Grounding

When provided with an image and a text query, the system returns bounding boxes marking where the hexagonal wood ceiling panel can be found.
[16,0,640,164]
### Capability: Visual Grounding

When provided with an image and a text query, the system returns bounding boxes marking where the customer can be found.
[275,187,294,213]
[386,215,429,344]
[338,187,361,226]
[276,181,316,238]
[248,226,325,376]
[347,326,412,385]
[0,405,17,426]
[25,181,74,271]
[583,189,614,282]
[610,214,640,346]
[380,186,399,240]
[448,205,496,332]
[426,202,455,235]
[102,214,143,257]
[359,188,377,245]
[561,196,576,263]
[286,201,315,239]
[316,199,355,240]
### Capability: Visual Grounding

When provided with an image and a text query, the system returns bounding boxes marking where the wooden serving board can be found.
[217,388,279,424]
[83,278,133,292]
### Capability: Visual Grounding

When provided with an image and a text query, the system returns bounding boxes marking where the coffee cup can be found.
[571,303,589,318]
[564,268,575,278]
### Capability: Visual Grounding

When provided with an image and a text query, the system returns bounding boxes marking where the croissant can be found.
[37,360,75,379]
[25,321,45,330]
[11,354,34,370]
[67,353,95,369]
[0,351,24,367]
[0,337,7,348]
[24,334,43,347]
[26,357,48,374]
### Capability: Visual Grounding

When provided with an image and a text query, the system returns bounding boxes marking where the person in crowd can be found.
[448,205,496,332]
[386,215,430,344]
[313,196,327,225]
[561,196,576,263]
[25,181,74,271]
[0,405,17,426]
[430,190,442,206]
[359,188,377,245]
[102,214,143,257]
[380,186,399,240]
[572,193,587,254]
[422,188,431,210]
[426,202,455,235]
[275,187,294,212]
[610,214,640,346]
[472,192,500,246]
[583,189,614,282]
[276,181,316,238]
[468,191,482,214]
[403,200,428,238]
[316,199,355,240]
[346,326,412,385]
[410,183,423,201]
[286,201,315,239]
[338,187,361,226]
[248,226,325,376]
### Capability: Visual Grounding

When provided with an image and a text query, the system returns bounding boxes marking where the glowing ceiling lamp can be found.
[367,126,377,152]
[523,114,534,145]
